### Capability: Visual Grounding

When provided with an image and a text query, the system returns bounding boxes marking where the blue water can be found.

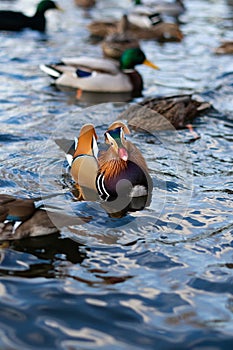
[0,0,233,349]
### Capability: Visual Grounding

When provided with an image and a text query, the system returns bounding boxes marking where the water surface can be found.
[0,0,233,349]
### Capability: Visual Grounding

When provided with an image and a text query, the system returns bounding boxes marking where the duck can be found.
[55,124,99,201]
[0,194,58,240]
[118,94,211,131]
[215,41,233,54]
[102,15,141,59]
[0,0,61,32]
[132,0,185,19]
[96,121,152,215]
[40,48,159,96]
[88,16,183,42]
[74,0,96,8]
[0,194,90,240]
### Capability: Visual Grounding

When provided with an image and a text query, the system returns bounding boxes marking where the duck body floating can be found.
[88,16,183,42]
[215,41,233,54]
[0,194,90,240]
[96,122,152,215]
[119,94,211,131]
[74,0,96,8]
[0,0,61,32]
[60,124,99,201]
[40,48,158,95]
[132,0,185,19]
[57,122,152,217]
[102,15,141,59]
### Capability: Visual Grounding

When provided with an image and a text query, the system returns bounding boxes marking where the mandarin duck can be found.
[96,121,152,216]
[40,48,158,96]
[118,94,211,132]
[88,16,183,42]
[56,124,99,201]
[0,0,61,32]
[0,194,90,240]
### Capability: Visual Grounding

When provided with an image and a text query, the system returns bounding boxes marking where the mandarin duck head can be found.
[104,121,131,163]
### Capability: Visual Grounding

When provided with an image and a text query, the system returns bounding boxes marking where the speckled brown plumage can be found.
[119,94,211,131]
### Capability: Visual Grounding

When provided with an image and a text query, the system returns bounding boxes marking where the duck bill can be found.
[143,59,159,70]
[118,148,128,161]
[56,5,64,11]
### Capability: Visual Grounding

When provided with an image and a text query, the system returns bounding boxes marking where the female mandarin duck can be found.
[0,0,61,32]
[40,48,159,95]
[96,121,152,215]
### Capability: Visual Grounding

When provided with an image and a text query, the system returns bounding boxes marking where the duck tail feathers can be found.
[40,64,62,79]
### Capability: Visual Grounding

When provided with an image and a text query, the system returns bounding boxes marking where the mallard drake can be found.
[102,15,141,59]
[118,94,211,131]
[0,194,90,240]
[0,0,61,32]
[40,48,159,95]
[74,0,96,8]
[132,0,185,19]
[88,16,183,42]
[215,41,233,54]
[96,121,152,215]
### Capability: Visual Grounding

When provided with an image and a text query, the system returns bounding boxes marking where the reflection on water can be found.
[0,0,233,349]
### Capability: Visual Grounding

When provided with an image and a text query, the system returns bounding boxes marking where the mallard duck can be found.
[0,0,61,32]
[96,121,152,215]
[118,94,211,131]
[40,48,159,95]
[0,194,90,240]
[88,17,183,42]
[74,0,96,8]
[215,41,233,54]
[102,14,141,59]
[132,0,185,19]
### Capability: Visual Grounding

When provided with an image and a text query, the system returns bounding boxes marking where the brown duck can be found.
[88,14,183,42]
[118,94,211,131]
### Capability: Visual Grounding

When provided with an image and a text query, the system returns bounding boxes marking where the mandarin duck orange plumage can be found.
[63,124,99,201]
[96,121,152,215]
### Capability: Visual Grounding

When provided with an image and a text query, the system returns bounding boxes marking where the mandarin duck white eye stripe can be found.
[96,122,152,214]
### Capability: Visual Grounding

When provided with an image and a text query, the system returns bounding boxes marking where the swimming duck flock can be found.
[0,0,232,240]
[0,1,233,349]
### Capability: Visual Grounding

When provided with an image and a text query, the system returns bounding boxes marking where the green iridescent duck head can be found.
[119,48,159,71]
[36,0,62,14]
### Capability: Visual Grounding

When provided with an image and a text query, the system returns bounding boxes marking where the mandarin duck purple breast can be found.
[96,121,152,214]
